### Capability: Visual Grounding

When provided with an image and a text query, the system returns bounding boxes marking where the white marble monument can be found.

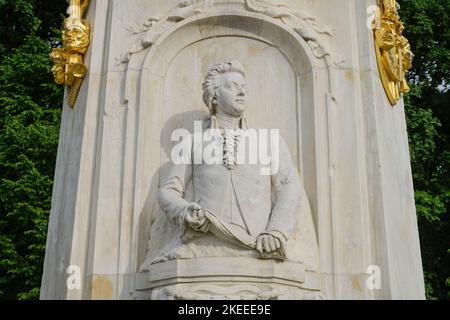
[41,0,425,300]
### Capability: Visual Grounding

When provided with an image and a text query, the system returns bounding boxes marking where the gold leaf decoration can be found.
[373,0,414,106]
[50,0,90,108]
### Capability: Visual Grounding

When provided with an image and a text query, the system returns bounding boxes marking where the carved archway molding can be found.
[122,9,339,104]
[120,0,336,65]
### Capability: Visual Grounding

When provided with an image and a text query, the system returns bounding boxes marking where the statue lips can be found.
[225,102,246,117]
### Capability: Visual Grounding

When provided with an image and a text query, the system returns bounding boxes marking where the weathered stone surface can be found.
[40,0,425,300]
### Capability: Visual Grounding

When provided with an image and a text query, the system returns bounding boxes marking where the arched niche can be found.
[122,11,335,294]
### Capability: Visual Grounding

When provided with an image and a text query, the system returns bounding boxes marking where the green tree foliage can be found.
[399,0,450,300]
[0,0,66,299]
[0,0,448,300]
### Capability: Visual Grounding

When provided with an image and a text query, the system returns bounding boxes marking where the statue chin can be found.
[225,104,247,117]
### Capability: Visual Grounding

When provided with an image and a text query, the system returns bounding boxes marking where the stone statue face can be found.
[215,72,247,117]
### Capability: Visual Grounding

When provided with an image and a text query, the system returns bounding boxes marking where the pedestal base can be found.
[135,257,323,300]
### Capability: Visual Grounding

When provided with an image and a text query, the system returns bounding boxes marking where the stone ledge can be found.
[135,257,321,291]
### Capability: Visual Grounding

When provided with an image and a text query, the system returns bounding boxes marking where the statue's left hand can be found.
[256,234,282,254]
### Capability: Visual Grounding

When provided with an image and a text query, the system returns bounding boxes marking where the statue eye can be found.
[224,83,234,90]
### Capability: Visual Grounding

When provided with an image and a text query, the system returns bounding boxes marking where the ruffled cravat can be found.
[211,113,246,170]
[221,129,243,170]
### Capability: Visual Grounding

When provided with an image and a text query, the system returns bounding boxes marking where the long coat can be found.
[158,130,303,239]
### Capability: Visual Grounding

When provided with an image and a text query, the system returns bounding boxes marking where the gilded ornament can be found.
[373,0,414,106]
[50,0,90,108]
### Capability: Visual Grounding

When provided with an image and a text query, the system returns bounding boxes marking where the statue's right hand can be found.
[187,202,202,212]
[185,203,209,232]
